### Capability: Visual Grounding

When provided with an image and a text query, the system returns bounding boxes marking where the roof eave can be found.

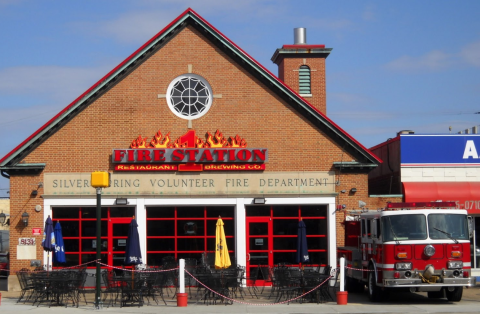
[271,48,332,64]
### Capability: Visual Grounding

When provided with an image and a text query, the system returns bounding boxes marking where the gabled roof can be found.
[0,8,382,170]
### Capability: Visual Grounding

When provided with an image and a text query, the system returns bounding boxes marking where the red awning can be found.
[403,182,480,214]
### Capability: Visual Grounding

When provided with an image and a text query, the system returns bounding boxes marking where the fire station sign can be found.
[112,129,267,171]
[44,172,335,196]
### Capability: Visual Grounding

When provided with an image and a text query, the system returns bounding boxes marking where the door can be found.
[246,217,272,286]
[109,218,132,268]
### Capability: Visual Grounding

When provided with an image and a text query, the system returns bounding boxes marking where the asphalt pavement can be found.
[0,279,479,314]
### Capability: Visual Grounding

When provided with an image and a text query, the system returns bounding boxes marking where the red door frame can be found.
[246,217,272,286]
[108,217,132,267]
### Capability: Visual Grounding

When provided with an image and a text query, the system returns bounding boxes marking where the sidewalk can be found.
[1,285,480,314]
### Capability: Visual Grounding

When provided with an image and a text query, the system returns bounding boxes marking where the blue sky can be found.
[0,0,479,197]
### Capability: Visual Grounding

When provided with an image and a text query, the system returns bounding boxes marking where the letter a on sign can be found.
[463,140,479,159]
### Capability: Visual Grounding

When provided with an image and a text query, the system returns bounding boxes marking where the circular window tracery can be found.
[166,74,212,120]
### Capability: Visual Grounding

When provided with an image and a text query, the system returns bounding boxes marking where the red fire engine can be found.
[338,202,475,302]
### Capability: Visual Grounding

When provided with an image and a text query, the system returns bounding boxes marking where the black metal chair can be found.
[151,271,168,305]
[275,268,303,304]
[183,258,197,297]
[244,266,260,298]
[117,272,144,308]
[16,269,35,304]
[102,270,121,307]
[317,266,335,303]
[300,270,324,303]
[161,257,178,298]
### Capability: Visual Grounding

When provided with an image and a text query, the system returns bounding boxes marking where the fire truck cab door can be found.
[361,218,381,262]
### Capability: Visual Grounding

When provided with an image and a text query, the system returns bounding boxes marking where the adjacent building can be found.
[369,131,480,276]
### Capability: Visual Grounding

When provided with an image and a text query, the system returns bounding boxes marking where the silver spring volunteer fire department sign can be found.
[43,172,336,196]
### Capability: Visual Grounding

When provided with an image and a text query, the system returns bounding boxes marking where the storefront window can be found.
[52,206,135,268]
[246,204,328,266]
[146,206,235,266]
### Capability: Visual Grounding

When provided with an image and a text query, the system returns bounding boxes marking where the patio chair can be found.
[244,266,260,298]
[317,266,335,303]
[102,270,121,308]
[301,271,324,304]
[16,269,34,304]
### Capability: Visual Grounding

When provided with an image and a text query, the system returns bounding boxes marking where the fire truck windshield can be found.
[382,213,469,242]
[427,214,469,241]
[382,214,427,241]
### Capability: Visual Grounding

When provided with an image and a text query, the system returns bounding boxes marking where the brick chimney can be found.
[271,28,332,114]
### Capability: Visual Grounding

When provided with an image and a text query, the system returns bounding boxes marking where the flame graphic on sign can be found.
[131,136,148,148]
[228,135,247,148]
[170,138,189,148]
[150,131,171,148]
[129,130,247,149]
[206,130,228,148]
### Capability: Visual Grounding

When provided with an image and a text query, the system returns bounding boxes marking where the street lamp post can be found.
[91,171,110,309]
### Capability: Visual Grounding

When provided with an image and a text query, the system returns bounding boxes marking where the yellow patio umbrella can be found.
[215,216,231,269]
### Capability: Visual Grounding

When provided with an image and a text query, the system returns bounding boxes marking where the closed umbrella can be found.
[41,215,56,270]
[124,218,142,265]
[296,219,310,264]
[215,216,231,269]
[53,221,66,264]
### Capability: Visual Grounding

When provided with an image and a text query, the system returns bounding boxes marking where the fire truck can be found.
[337,202,475,302]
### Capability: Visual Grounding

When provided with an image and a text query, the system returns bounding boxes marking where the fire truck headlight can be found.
[395,262,412,270]
[424,245,435,257]
[447,261,463,269]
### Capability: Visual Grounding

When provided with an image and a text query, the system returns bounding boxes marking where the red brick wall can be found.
[8,25,367,271]
[276,56,327,114]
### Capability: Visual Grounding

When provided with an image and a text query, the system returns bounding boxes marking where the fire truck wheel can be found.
[368,271,382,302]
[445,287,463,302]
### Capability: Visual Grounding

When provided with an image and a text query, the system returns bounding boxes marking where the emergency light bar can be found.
[386,201,456,209]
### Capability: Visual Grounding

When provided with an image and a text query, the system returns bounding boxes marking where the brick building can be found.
[0,9,384,290]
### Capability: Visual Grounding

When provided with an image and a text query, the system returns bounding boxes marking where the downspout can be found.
[1,170,10,179]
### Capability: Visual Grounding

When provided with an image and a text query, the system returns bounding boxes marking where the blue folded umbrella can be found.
[124,218,142,265]
[42,216,55,252]
[296,220,310,264]
[53,222,66,263]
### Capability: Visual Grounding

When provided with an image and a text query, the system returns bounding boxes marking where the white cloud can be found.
[77,10,175,45]
[385,50,451,72]
[385,39,480,72]
[71,1,285,45]
[362,4,376,21]
[0,65,112,102]
[460,41,480,67]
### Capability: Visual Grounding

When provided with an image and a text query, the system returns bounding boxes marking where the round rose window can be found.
[166,74,212,119]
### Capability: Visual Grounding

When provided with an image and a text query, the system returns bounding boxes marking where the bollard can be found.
[336,257,348,305]
[177,293,188,307]
[336,291,348,305]
[177,259,188,307]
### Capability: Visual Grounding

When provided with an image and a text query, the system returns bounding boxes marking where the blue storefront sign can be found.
[401,134,480,165]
